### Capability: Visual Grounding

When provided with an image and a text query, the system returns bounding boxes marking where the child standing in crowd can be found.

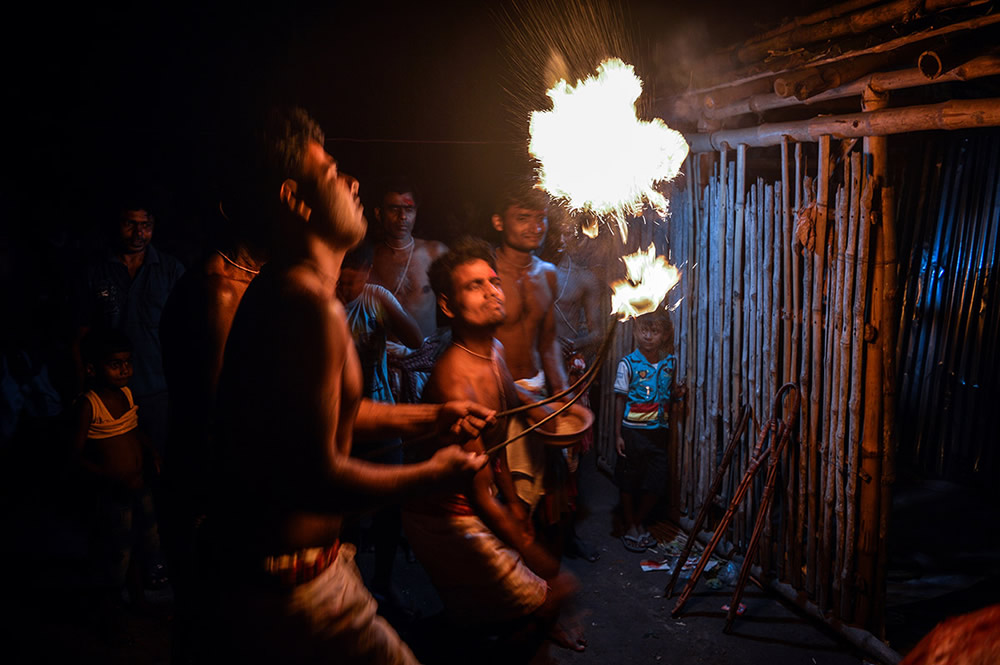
[613,310,683,552]
[71,329,165,622]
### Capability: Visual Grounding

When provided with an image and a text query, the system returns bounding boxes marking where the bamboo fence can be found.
[589,127,1000,642]
[657,136,892,635]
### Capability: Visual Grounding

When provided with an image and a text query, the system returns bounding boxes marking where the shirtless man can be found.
[368,182,450,404]
[370,181,447,340]
[404,237,585,653]
[553,229,604,363]
[491,185,571,551]
[552,227,606,563]
[207,109,491,665]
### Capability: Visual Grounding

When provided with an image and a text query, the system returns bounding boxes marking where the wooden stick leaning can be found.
[664,405,752,599]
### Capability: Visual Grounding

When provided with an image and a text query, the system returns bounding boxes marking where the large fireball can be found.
[529,58,689,240]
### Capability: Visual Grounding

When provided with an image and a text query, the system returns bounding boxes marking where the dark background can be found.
[1,1,828,250]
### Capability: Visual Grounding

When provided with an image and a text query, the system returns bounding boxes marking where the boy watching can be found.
[613,309,683,552]
[71,328,165,621]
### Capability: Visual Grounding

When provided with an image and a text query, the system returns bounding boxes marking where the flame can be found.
[529,58,689,240]
[610,244,681,321]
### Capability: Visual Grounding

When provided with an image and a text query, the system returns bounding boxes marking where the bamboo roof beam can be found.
[702,53,1000,120]
[699,0,983,78]
[686,97,1000,153]
[664,10,1000,107]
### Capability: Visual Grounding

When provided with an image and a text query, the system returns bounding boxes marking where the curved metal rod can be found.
[362,316,620,460]
[483,343,605,456]
[494,316,619,418]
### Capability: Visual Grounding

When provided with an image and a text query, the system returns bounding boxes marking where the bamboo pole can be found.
[742,182,759,548]
[821,173,842,611]
[684,156,699,512]
[837,150,863,621]
[675,9,1000,104]
[827,178,848,612]
[780,148,795,583]
[876,163,900,635]
[855,91,887,629]
[697,177,711,508]
[709,157,723,501]
[806,137,831,599]
[762,181,781,576]
[798,171,815,592]
[773,53,898,101]
[697,0,884,74]
[734,144,747,448]
[700,53,1000,121]
[733,0,977,69]
[686,97,1000,153]
[724,156,736,452]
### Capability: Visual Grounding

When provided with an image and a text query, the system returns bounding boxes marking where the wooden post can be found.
[811,136,832,606]
[838,150,863,621]
[876,181,899,635]
[855,87,887,629]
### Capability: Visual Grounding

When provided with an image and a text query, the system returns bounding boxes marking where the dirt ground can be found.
[5,454,869,665]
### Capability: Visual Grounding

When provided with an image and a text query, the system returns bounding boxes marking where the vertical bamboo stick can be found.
[876,180,899,633]
[684,156,699,513]
[734,144,747,443]
[826,178,847,612]
[792,146,807,589]
[743,182,759,547]
[733,146,747,546]
[809,136,831,603]
[697,178,711,507]
[855,90,888,634]
[780,139,795,583]
[708,160,722,501]
[837,151,863,621]
[724,155,736,455]
[760,181,777,576]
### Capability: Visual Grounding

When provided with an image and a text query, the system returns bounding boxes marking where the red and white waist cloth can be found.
[262,541,340,587]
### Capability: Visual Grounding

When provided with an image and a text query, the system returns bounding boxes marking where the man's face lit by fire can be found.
[441,259,506,330]
[297,140,366,248]
[493,205,548,253]
[376,192,418,244]
[118,209,154,255]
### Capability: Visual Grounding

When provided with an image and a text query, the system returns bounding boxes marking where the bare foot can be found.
[549,618,587,652]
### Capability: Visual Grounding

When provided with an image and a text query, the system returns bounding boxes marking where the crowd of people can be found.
[1,107,683,664]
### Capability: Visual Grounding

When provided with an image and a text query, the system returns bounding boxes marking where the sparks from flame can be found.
[529,58,689,241]
[610,243,681,321]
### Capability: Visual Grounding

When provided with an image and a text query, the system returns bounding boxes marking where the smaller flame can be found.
[610,244,681,321]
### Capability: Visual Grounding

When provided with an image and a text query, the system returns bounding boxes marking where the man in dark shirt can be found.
[73,201,185,456]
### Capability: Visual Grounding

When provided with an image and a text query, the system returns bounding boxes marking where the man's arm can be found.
[354,399,495,443]
[373,285,423,349]
[268,288,487,513]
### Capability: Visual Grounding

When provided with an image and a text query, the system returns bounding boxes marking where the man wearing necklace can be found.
[490,185,573,558]
[404,237,585,654]
[369,180,449,403]
[196,109,492,665]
